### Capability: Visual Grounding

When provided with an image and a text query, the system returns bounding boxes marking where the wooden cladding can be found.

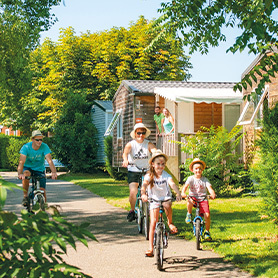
[194,103,222,132]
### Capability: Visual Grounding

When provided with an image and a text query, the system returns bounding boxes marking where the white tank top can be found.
[127,139,150,172]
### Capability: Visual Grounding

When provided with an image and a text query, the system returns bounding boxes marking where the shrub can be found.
[0,134,9,169]
[250,103,278,224]
[179,125,251,196]
[6,136,29,170]
[104,136,126,180]
[53,92,98,173]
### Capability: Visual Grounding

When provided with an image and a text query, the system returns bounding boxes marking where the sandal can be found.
[169,224,178,234]
[145,250,154,257]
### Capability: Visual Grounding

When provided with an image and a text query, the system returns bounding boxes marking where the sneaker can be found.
[185,213,192,224]
[127,210,136,222]
[22,196,29,207]
[204,230,212,241]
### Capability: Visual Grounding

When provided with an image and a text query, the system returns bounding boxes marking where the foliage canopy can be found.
[0,0,62,133]
[156,0,278,98]
[1,16,192,133]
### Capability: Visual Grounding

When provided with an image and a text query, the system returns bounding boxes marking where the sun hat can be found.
[189,158,206,172]
[130,123,151,139]
[149,149,168,165]
[31,130,44,139]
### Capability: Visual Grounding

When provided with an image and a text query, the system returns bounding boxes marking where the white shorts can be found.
[149,198,172,211]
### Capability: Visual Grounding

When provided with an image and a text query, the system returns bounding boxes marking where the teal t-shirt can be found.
[154,113,165,133]
[20,142,51,172]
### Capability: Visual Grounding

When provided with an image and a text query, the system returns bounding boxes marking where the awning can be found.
[154,87,243,104]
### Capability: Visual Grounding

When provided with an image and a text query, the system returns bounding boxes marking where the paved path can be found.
[1,172,254,278]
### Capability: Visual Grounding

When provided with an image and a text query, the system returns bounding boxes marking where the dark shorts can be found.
[127,171,142,184]
[23,167,46,189]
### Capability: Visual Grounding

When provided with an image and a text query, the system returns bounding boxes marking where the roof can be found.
[113,80,242,104]
[92,100,113,111]
[241,47,278,79]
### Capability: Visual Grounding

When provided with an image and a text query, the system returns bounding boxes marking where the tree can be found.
[0,0,62,134]
[155,0,278,99]
[18,16,192,132]
[53,91,98,173]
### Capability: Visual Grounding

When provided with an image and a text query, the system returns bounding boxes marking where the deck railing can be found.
[156,133,177,156]
[156,132,243,164]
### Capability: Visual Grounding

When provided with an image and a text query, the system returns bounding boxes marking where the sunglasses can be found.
[34,139,43,142]
[136,132,146,135]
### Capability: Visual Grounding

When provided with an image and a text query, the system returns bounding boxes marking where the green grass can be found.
[60,172,278,277]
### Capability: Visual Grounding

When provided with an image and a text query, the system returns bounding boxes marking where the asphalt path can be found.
[1,172,255,278]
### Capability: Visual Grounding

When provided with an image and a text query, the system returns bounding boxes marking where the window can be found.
[5,129,10,135]
[237,85,269,126]
[224,104,240,132]
[104,109,122,136]
[117,115,123,138]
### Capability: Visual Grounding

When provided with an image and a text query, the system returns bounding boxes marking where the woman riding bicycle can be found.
[122,123,156,222]
[141,150,182,257]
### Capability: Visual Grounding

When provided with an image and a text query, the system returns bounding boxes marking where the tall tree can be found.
[23,16,192,132]
[155,0,278,99]
[0,0,62,134]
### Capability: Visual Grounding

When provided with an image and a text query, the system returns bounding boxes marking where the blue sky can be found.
[40,0,257,83]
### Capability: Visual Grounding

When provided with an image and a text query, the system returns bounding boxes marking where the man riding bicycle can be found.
[17,130,57,206]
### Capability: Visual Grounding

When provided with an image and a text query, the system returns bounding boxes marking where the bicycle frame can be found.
[189,195,207,250]
[150,198,172,271]
[26,175,46,213]
[133,166,149,239]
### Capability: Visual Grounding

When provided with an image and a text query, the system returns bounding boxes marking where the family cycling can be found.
[122,122,216,259]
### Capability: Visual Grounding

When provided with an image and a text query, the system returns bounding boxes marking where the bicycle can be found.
[150,198,173,271]
[188,195,208,250]
[134,166,149,240]
[24,175,46,213]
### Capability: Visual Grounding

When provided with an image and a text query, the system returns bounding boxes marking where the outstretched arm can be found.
[148,142,157,154]
[122,142,131,167]
[169,178,182,201]
[45,153,57,179]
[207,185,216,199]
[181,183,189,198]
[17,154,26,180]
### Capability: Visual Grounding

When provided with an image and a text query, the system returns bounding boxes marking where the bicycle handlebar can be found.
[128,163,149,173]
[186,195,211,202]
[148,197,176,203]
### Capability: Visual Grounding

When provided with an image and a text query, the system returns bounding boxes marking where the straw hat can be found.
[130,123,151,139]
[189,158,206,172]
[149,149,168,165]
[31,130,44,139]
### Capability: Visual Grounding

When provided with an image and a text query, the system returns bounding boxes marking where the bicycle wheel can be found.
[155,226,164,271]
[37,194,45,211]
[136,199,143,233]
[143,201,149,240]
[195,218,201,250]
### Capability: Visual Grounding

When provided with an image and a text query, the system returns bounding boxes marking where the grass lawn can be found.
[60,172,278,277]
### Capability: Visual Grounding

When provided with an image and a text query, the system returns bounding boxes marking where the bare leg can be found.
[187,201,193,214]
[204,212,211,231]
[129,182,138,210]
[22,170,31,197]
[148,208,159,252]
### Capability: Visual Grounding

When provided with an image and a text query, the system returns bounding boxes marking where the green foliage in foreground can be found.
[0,178,96,278]
[251,103,278,225]
[60,172,278,278]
